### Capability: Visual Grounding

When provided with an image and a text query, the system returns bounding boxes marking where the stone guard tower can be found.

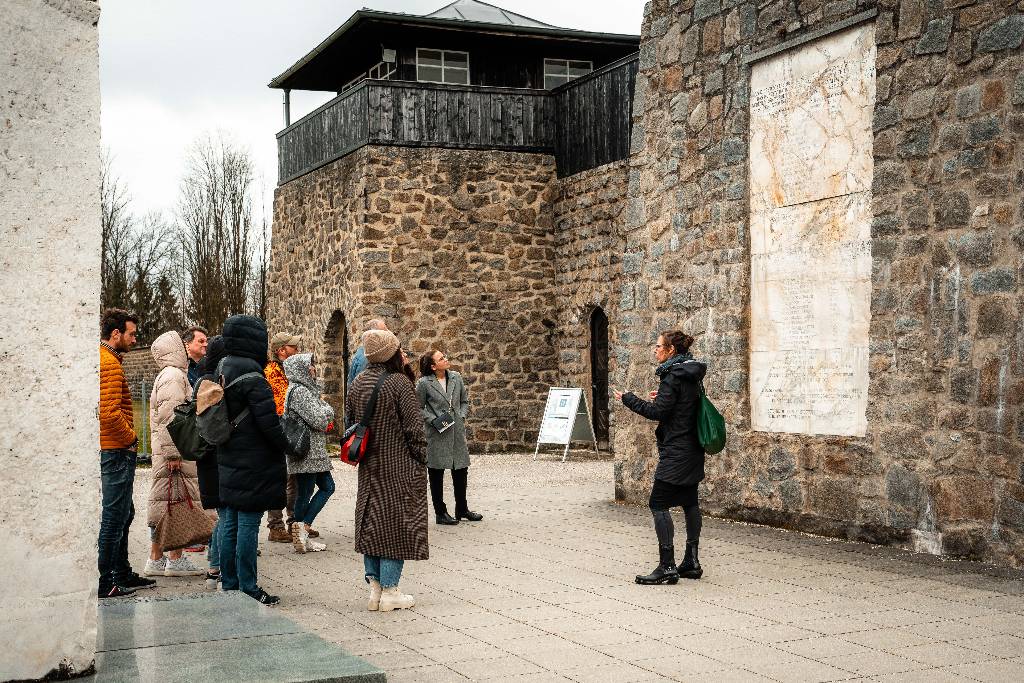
[267,0,639,452]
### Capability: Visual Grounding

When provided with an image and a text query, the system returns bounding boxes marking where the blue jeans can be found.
[207,518,221,570]
[219,507,262,595]
[293,472,335,525]
[98,449,137,588]
[364,555,405,589]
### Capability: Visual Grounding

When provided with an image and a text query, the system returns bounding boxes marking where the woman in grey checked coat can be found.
[282,353,335,554]
[345,330,427,613]
[416,349,482,525]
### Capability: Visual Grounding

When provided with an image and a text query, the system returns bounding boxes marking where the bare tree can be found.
[178,133,258,331]
[100,154,181,343]
[100,152,134,312]
[252,176,270,321]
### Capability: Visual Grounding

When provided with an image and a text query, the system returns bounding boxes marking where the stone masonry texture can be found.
[122,346,160,386]
[621,0,1024,567]
[0,0,103,678]
[269,147,561,451]
[551,160,628,450]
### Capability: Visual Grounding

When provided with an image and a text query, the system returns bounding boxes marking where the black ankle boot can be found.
[678,540,702,579]
[635,545,679,585]
[435,511,459,525]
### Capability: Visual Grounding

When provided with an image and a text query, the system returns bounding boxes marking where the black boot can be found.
[435,511,459,525]
[635,545,679,585]
[678,540,702,579]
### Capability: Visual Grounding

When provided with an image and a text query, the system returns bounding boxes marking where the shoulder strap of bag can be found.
[359,372,391,427]
[213,359,264,428]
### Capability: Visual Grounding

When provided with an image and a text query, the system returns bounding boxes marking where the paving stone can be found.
[839,627,937,651]
[446,655,546,680]
[951,633,1024,658]
[777,635,874,659]
[822,650,928,676]
[890,641,996,667]
[414,641,509,663]
[365,648,437,670]
[868,668,978,682]
[949,657,1024,683]
[750,657,857,682]
[382,664,469,682]
[633,652,733,677]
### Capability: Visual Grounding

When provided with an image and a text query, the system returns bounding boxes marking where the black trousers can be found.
[428,467,469,515]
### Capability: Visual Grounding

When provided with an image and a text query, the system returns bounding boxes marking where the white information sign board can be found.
[533,387,598,462]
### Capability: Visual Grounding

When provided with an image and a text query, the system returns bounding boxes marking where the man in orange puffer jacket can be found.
[98,308,155,597]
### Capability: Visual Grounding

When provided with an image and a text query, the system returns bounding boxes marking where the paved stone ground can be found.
[128,453,1024,682]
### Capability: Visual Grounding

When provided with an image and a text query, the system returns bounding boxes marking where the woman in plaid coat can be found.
[346,330,428,612]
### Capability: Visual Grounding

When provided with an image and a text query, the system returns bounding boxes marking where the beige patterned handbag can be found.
[155,470,214,552]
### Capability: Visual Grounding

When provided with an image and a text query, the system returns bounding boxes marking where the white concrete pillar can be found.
[0,0,102,678]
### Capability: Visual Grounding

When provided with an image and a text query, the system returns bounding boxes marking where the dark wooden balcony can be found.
[276,54,638,184]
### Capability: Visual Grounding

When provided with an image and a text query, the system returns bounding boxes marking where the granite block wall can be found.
[0,0,103,677]
[551,161,629,451]
[619,0,1024,565]
[122,346,159,386]
[268,146,561,451]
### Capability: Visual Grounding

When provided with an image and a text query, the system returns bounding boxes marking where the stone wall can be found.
[269,146,560,451]
[123,345,159,386]
[551,161,629,452]
[0,0,102,678]
[620,0,1024,565]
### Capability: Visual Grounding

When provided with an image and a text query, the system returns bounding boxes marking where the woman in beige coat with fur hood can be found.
[143,330,206,578]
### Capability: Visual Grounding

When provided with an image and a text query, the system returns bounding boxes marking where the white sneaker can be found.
[367,579,382,611]
[305,539,326,552]
[144,557,167,576]
[164,555,205,576]
[378,586,415,612]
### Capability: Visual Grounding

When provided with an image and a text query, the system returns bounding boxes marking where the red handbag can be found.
[340,372,389,466]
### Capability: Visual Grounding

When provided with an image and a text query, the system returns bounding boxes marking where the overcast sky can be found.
[98,0,645,220]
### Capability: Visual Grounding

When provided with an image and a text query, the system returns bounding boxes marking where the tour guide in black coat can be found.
[617,330,707,586]
[217,314,289,605]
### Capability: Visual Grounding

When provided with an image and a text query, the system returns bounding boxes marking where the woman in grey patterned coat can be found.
[415,349,482,525]
[346,330,427,613]
[283,353,335,554]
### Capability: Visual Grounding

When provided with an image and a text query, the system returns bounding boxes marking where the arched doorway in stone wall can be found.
[323,310,350,440]
[589,307,610,449]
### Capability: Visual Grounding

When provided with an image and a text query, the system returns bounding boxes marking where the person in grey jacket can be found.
[415,350,482,525]
[283,353,335,554]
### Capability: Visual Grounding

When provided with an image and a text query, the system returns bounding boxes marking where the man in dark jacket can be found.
[216,315,290,605]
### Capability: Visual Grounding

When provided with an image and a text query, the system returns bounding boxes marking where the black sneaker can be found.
[122,573,157,590]
[100,584,136,599]
[249,588,279,606]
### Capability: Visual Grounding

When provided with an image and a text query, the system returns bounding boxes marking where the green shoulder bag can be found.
[697,383,726,455]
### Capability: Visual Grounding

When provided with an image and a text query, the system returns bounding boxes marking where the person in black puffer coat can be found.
[615,329,707,586]
[217,315,289,605]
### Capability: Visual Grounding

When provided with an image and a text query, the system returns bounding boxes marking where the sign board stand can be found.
[533,387,599,462]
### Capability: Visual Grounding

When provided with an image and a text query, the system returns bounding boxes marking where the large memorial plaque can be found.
[748,24,875,436]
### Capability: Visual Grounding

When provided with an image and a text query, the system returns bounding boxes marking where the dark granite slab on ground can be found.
[86,592,384,683]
